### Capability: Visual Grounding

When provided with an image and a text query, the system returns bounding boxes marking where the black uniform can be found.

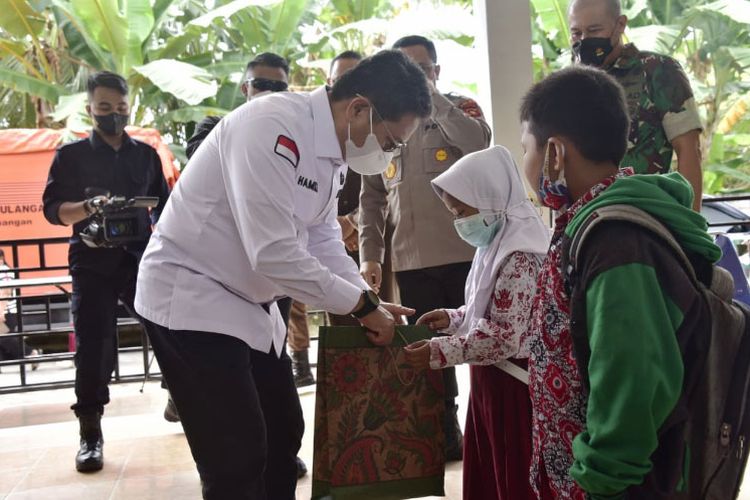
[185,116,222,160]
[42,131,170,416]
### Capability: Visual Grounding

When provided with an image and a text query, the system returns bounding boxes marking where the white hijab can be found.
[431,145,551,338]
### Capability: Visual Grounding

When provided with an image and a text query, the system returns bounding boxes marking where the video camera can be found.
[80,188,159,248]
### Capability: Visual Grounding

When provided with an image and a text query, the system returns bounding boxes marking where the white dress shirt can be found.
[135,87,368,355]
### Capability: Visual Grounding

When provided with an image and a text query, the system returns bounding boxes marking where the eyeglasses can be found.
[357,94,407,153]
[247,78,288,92]
[418,63,436,74]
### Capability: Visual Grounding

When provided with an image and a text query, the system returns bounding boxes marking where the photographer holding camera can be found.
[42,71,170,474]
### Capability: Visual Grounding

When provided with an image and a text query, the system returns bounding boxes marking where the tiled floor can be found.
[4,353,750,500]
[0,352,465,500]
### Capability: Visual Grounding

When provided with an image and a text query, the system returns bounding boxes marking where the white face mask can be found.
[345,107,394,176]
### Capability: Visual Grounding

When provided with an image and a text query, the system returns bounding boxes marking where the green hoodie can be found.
[565,173,719,499]
[567,173,720,262]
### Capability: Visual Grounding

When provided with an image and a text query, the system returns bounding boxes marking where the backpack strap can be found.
[567,204,699,287]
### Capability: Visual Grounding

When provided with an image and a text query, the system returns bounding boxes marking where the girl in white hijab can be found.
[404,145,550,500]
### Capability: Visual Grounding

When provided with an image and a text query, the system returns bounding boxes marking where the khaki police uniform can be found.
[359,89,491,453]
[359,91,491,273]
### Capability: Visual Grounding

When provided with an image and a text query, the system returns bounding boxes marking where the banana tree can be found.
[0,0,221,132]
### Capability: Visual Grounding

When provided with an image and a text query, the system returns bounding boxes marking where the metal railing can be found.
[0,236,159,394]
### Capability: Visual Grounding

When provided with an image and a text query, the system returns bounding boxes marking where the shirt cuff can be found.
[438,308,462,335]
[43,200,65,226]
[322,275,363,315]
[359,244,384,265]
[429,336,463,369]
[663,97,703,141]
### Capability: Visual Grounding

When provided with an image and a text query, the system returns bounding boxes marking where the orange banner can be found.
[0,128,178,284]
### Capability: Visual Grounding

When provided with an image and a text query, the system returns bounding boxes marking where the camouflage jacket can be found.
[607,43,702,174]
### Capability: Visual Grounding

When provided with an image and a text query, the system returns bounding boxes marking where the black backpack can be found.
[564,204,750,499]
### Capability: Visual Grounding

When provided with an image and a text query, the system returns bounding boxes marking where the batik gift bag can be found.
[312,325,446,500]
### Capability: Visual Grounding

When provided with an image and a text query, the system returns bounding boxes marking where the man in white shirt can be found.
[135,50,431,500]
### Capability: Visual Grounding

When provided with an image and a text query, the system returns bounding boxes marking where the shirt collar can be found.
[553,167,635,232]
[310,86,343,161]
[89,129,136,151]
[610,43,640,71]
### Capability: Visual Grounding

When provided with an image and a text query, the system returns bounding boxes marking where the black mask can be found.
[248,78,288,93]
[94,113,129,136]
[572,37,614,67]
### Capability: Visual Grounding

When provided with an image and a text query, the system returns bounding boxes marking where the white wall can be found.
[473,0,534,160]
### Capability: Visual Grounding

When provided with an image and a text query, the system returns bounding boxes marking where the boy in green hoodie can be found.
[519,65,719,498]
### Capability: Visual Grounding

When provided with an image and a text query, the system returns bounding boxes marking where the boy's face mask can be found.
[538,143,571,211]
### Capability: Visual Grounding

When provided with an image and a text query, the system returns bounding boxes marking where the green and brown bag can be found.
[312,325,446,500]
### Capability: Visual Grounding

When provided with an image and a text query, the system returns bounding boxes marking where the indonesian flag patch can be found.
[274,135,299,168]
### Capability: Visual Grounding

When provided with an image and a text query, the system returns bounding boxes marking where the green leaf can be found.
[156,106,229,124]
[204,60,247,79]
[531,0,570,49]
[50,0,111,69]
[265,0,312,53]
[168,143,187,166]
[709,132,725,163]
[0,40,28,63]
[698,0,750,25]
[0,67,66,103]
[626,24,681,54]
[726,47,750,71]
[71,0,154,74]
[705,162,750,185]
[725,133,750,146]
[188,0,282,28]
[133,59,218,105]
[151,29,201,60]
[624,0,649,20]
[0,0,46,39]
[51,91,87,121]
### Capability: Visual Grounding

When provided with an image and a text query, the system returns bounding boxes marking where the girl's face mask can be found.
[538,143,571,211]
[453,212,504,248]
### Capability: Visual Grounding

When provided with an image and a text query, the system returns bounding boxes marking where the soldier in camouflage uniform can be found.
[568,0,704,210]
[359,35,492,461]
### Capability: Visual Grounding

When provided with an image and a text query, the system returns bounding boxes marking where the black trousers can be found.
[70,256,139,416]
[144,320,304,500]
[395,261,473,401]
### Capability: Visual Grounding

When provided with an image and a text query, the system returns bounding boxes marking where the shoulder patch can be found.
[457,98,484,119]
[274,135,299,168]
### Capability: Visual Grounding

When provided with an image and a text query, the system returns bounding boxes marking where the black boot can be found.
[163,393,180,422]
[444,403,463,462]
[296,456,308,478]
[76,413,104,472]
[292,349,315,388]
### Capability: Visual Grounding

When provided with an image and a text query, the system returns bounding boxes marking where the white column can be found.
[473,0,534,160]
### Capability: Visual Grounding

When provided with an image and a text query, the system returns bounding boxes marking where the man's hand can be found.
[358,306,396,346]
[343,231,359,253]
[416,309,450,331]
[57,195,109,226]
[360,261,382,293]
[403,340,431,370]
[337,215,355,240]
[380,302,415,325]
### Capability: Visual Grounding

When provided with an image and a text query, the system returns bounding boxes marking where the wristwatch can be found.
[352,289,380,318]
